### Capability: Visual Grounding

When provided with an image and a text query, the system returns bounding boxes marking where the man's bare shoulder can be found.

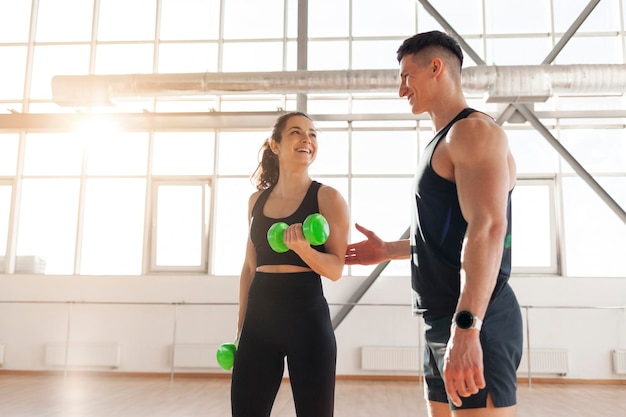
[448,112,503,138]
[446,112,508,156]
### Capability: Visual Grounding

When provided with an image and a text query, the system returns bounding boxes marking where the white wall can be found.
[0,273,624,381]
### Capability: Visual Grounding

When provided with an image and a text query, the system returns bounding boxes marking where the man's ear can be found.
[431,57,444,77]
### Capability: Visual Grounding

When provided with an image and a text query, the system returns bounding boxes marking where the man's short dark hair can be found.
[396,30,463,69]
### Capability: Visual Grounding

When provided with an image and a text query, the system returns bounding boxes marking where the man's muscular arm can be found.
[442,116,514,407]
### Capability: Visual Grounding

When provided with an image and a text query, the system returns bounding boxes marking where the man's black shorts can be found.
[422,284,523,410]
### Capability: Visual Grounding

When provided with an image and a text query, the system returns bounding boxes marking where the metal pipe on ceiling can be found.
[51,64,626,107]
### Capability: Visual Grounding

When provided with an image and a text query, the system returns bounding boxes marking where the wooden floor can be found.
[0,373,624,416]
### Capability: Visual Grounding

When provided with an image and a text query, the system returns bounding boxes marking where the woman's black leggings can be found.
[231,271,336,417]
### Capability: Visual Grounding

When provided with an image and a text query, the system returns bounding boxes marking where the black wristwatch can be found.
[453,310,483,331]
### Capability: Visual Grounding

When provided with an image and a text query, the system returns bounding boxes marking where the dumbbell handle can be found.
[267,213,330,253]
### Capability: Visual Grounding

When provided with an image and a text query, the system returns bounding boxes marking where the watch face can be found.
[455,311,474,329]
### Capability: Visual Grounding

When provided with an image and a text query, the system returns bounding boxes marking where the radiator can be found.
[518,349,568,376]
[45,343,121,369]
[612,350,626,374]
[361,346,420,372]
[0,256,46,274]
[172,344,220,368]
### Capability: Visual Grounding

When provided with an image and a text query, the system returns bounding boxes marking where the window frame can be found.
[149,178,212,273]
[0,180,15,273]
[511,176,560,275]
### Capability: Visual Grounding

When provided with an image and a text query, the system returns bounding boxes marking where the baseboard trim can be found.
[0,370,624,385]
[516,377,626,386]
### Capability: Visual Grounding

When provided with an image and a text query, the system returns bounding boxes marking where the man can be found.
[345,30,523,417]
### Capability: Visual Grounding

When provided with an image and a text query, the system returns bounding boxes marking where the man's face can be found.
[398,54,431,115]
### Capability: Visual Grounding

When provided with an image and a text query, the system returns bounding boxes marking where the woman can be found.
[231,112,349,417]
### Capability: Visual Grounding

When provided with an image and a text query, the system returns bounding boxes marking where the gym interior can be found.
[0,0,625,416]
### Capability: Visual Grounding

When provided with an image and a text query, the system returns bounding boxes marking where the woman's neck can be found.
[272,173,312,198]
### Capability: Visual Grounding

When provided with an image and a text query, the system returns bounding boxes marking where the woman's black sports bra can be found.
[250,180,327,268]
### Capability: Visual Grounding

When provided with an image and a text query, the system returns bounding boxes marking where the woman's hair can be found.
[252,111,312,190]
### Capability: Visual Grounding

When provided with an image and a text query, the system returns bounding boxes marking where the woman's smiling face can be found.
[272,115,318,166]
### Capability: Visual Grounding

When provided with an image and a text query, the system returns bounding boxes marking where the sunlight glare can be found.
[74,116,120,146]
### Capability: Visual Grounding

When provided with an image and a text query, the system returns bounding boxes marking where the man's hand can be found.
[442,328,486,407]
[344,223,388,265]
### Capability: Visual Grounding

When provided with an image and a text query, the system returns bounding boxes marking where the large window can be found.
[0,0,624,280]
[3,128,219,275]
[511,179,559,274]
[17,179,80,274]
[80,178,147,275]
[151,181,210,272]
[562,176,626,277]
[0,184,12,263]
[0,135,19,175]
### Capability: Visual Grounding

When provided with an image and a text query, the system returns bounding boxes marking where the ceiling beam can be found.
[2,110,626,131]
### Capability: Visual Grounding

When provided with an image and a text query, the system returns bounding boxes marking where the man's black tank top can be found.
[410,108,513,317]
[250,180,327,268]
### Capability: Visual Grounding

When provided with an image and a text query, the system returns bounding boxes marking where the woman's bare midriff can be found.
[256,265,313,273]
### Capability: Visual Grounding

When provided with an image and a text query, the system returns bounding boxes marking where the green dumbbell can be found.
[216,342,237,371]
[267,213,330,253]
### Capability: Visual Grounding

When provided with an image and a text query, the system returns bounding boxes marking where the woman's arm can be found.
[285,185,350,281]
[235,192,260,341]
